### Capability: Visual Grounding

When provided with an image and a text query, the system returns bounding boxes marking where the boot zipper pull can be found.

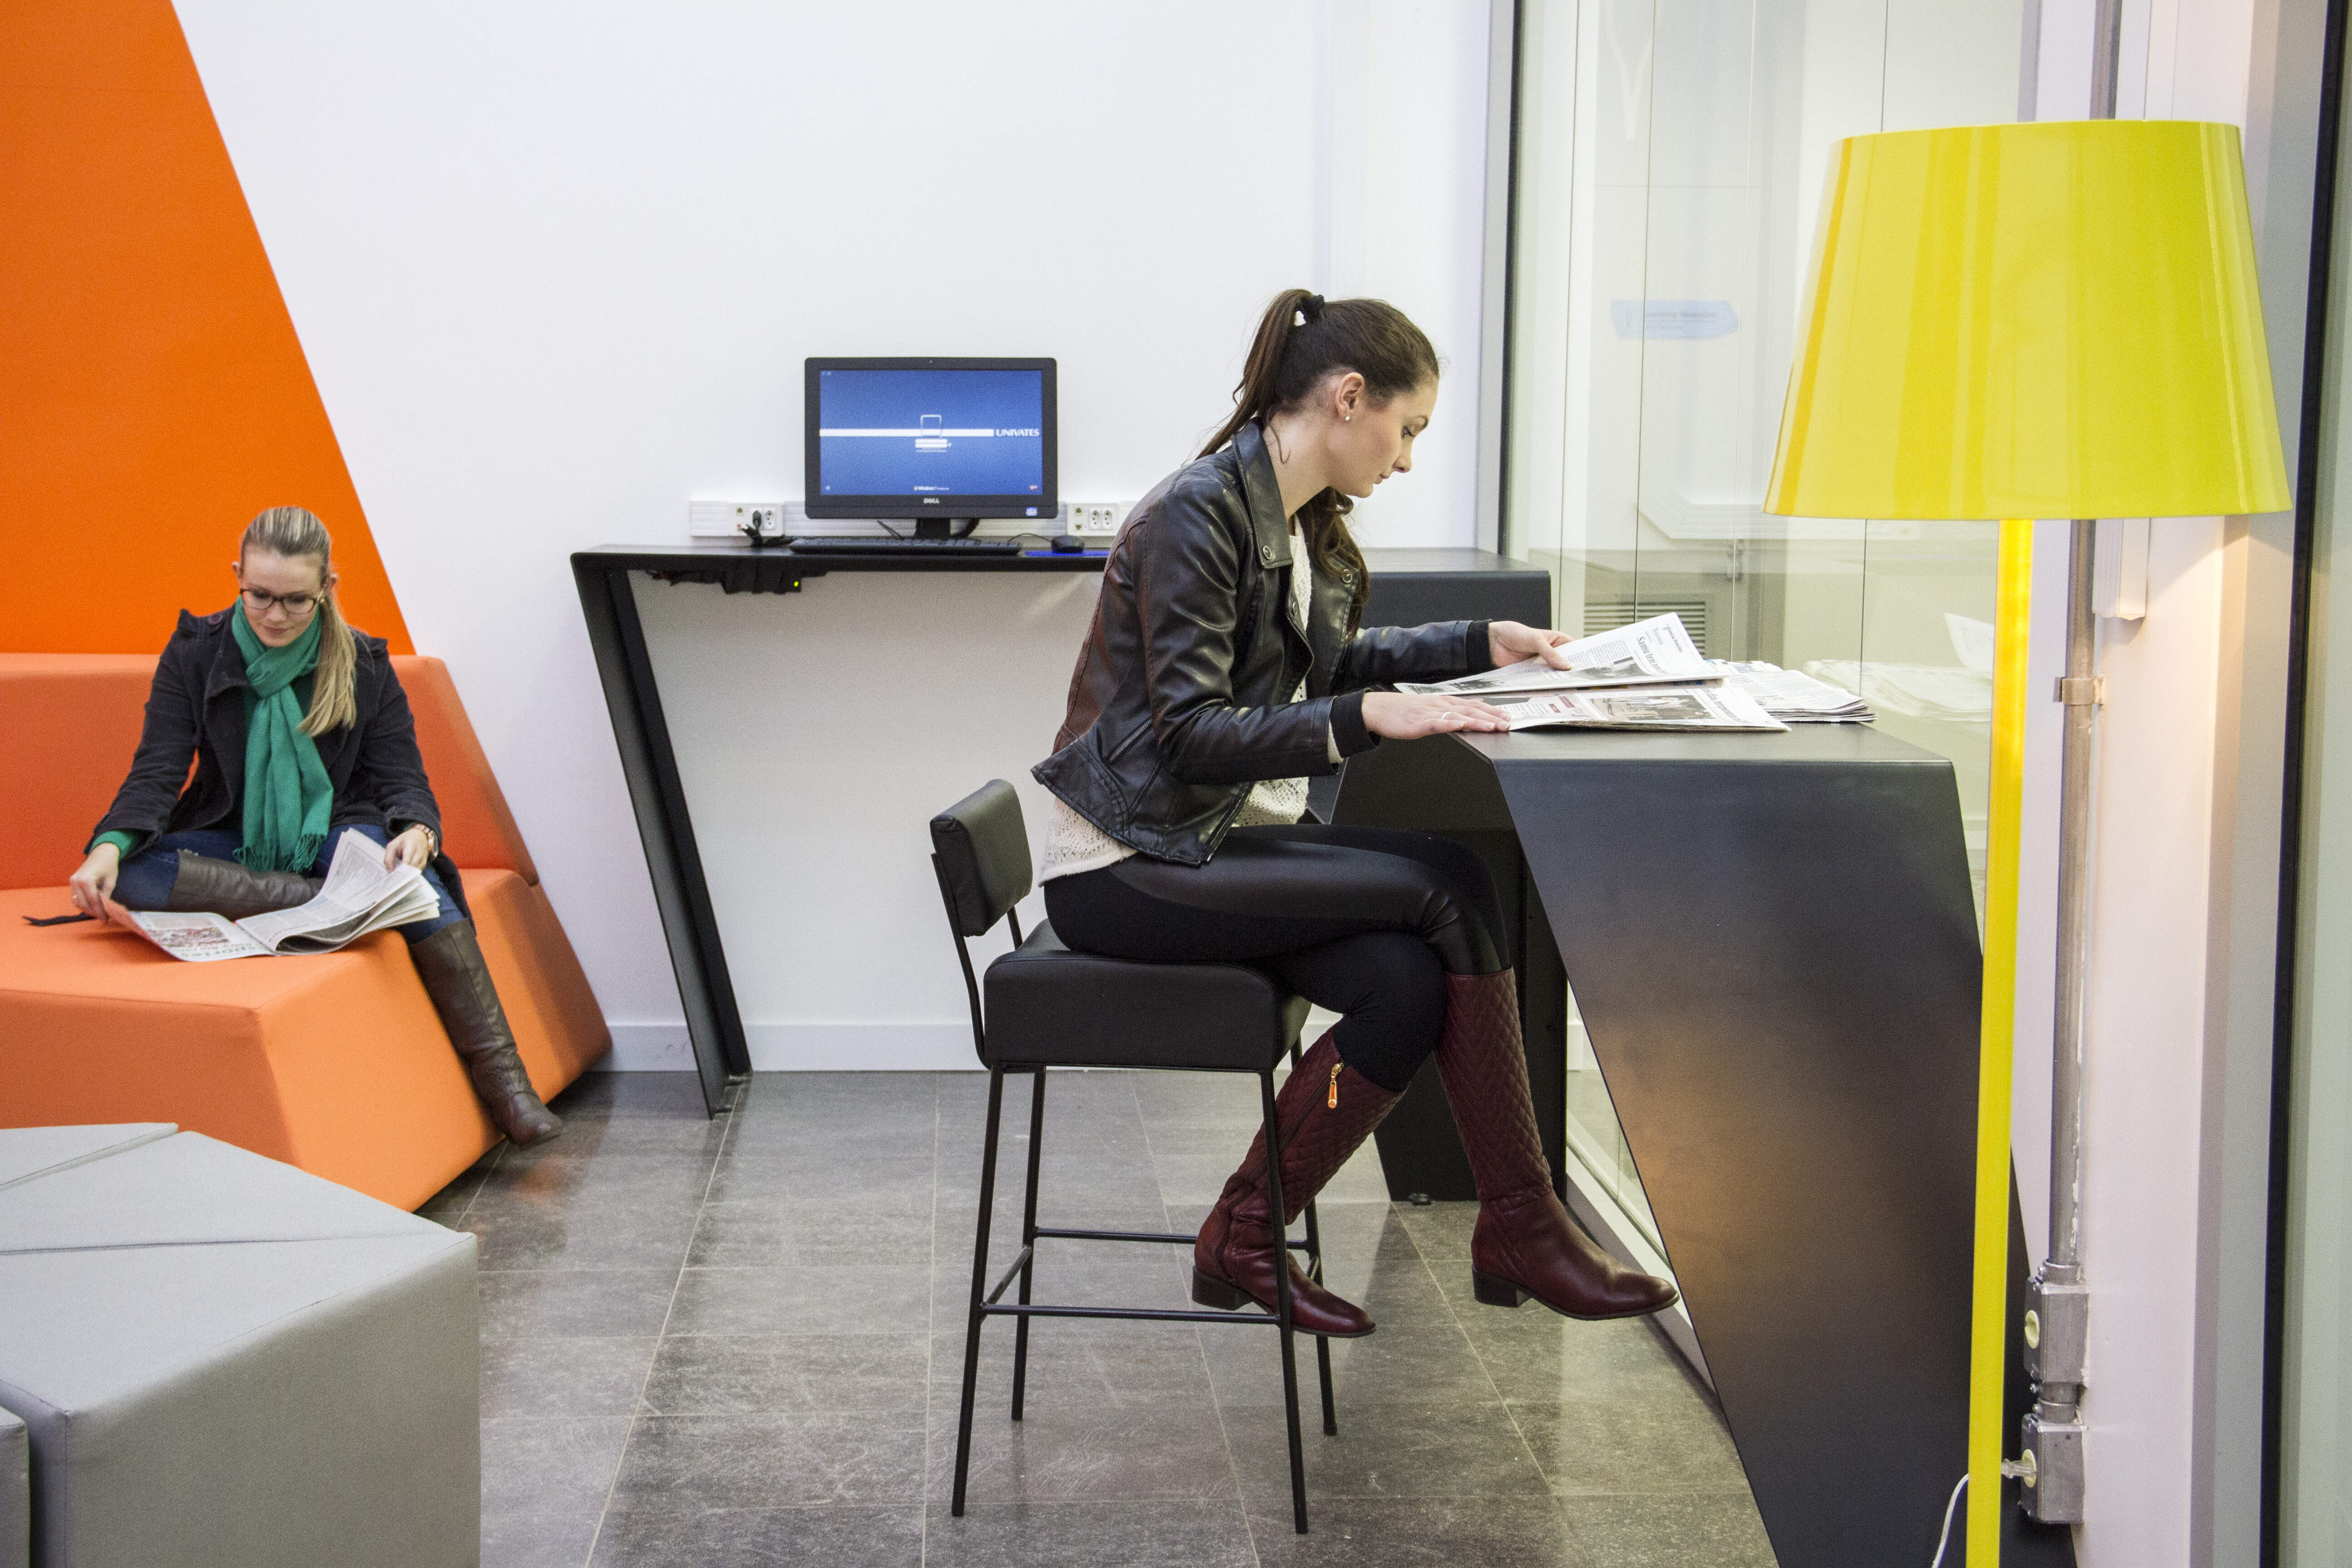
[1328,1061,1342,1109]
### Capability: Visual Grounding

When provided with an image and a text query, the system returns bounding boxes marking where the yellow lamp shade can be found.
[1764,120,2290,521]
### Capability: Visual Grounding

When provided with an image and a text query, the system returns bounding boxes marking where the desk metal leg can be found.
[1518,863,1570,1200]
[571,560,752,1112]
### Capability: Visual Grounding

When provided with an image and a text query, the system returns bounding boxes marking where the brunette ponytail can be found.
[1201,290,1439,633]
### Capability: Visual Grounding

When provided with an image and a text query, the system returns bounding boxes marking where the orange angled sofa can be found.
[0,652,609,1210]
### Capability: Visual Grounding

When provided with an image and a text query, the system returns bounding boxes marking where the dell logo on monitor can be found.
[921,497,940,505]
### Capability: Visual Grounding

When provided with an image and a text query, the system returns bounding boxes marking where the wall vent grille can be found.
[1583,598,1712,656]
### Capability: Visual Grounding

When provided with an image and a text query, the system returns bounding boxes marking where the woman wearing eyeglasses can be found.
[63,505,562,1147]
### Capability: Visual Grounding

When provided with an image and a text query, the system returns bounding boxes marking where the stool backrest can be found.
[930,780,1035,1064]
[930,780,1034,937]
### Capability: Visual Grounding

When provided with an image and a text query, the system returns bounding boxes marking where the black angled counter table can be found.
[1334,724,2072,1568]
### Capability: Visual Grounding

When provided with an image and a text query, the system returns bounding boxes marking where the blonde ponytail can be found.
[240,505,358,735]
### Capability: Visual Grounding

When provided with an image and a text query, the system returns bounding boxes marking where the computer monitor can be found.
[804,358,1057,536]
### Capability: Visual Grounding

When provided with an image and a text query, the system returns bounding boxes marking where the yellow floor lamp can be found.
[1762,122,2289,1559]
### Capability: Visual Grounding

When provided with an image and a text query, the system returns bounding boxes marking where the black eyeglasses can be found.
[240,587,321,619]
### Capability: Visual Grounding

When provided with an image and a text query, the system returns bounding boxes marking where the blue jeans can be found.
[114,824,463,943]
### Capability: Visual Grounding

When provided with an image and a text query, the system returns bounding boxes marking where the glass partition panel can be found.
[2278,65,2352,1566]
[1508,0,2024,1293]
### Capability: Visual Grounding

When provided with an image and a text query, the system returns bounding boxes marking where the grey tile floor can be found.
[426,1070,1774,1567]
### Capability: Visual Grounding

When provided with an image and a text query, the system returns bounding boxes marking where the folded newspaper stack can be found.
[1804,658,1990,724]
[1710,661,1874,724]
[123,831,441,963]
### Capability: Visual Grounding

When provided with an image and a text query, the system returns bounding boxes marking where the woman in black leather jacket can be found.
[1034,291,1675,1338]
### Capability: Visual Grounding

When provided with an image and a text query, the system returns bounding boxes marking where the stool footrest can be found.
[1031,1224,1317,1252]
[977,1301,1293,1326]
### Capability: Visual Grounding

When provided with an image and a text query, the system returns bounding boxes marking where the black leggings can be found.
[1042,825,1507,1093]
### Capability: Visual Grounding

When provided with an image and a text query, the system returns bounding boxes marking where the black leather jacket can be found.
[89,607,465,902]
[1034,422,1491,866]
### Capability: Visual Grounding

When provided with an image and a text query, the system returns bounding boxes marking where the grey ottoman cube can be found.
[0,1124,480,1568]
[1,1406,24,1568]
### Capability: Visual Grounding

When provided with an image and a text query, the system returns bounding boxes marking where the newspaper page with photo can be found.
[122,833,441,962]
[1484,684,1788,733]
[120,912,274,963]
[1395,613,1715,698]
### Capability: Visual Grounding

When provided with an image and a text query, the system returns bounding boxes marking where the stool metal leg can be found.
[1010,1067,1047,1420]
[1260,1068,1310,1534]
[1301,1199,1337,1436]
[951,1067,1008,1517]
[1287,1040,1338,1437]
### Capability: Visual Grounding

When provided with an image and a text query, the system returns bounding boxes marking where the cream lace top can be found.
[1039,529,1333,882]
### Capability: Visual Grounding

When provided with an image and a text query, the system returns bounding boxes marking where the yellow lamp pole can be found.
[1971,519,2033,1557]
[1763,121,2289,1558]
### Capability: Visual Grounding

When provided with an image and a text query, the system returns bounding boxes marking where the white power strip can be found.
[1067,501,1129,537]
[687,500,797,539]
[688,498,1131,540]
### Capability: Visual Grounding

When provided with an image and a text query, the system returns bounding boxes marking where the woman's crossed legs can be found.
[1043,819,1676,1331]
[1043,823,1505,1091]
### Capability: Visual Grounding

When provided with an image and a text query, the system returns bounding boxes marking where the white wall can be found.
[171,0,1497,1058]
[2013,4,2300,1564]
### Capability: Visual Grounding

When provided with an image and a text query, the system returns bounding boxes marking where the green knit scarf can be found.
[228,607,334,873]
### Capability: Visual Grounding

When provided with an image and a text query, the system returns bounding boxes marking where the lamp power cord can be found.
[1928,1475,1967,1568]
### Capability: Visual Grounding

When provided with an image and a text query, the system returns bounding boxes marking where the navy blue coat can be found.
[91,606,468,908]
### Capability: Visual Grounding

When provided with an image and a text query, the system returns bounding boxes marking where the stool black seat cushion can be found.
[983,921,1312,1073]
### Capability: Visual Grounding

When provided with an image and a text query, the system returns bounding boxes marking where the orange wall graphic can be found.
[0,0,410,654]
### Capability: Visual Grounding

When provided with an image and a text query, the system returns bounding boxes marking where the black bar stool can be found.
[930,780,1338,1534]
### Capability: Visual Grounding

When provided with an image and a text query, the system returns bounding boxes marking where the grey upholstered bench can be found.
[0,1123,480,1568]
[1,1405,24,1568]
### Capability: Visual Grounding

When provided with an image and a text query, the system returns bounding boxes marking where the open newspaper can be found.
[1485,684,1787,733]
[122,832,440,962]
[1396,612,1714,697]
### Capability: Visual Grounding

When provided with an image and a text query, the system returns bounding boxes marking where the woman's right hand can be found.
[1360,691,1514,740]
[68,843,122,924]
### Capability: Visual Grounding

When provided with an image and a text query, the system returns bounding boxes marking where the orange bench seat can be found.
[0,652,611,1210]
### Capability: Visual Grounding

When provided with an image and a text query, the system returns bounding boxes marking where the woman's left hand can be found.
[1490,620,1576,669]
[386,826,434,871]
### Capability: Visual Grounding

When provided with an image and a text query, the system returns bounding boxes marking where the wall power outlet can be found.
[1066,501,1130,537]
[688,500,798,539]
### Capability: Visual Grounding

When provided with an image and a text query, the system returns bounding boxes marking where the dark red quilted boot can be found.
[1436,970,1678,1320]
[1192,1030,1401,1338]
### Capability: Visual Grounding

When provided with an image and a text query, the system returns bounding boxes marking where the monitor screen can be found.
[804,358,1057,521]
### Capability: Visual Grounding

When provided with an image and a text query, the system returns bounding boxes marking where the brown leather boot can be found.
[1435,970,1677,1320]
[1192,1031,1401,1338]
[409,921,563,1147]
[163,852,322,920]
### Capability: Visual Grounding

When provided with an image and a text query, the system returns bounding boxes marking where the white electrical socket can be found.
[688,500,796,539]
[1066,501,1130,537]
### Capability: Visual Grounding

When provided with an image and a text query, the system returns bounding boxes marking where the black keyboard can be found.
[787,535,1024,557]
